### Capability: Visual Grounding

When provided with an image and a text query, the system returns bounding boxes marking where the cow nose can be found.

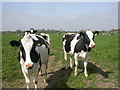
[91,43,95,47]
[26,64,34,69]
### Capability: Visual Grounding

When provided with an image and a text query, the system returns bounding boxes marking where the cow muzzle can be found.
[25,64,34,69]
[89,43,95,48]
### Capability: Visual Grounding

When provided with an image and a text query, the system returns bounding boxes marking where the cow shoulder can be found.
[64,34,76,52]
[74,33,87,53]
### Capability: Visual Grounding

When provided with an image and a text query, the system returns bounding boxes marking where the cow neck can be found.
[80,34,89,52]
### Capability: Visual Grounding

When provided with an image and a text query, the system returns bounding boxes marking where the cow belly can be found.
[40,52,49,64]
[78,50,87,58]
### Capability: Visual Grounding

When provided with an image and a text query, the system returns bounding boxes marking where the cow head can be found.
[80,31,99,48]
[10,30,40,69]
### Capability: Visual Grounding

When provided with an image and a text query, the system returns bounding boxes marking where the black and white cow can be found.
[10,30,50,89]
[63,31,99,78]
[40,33,51,45]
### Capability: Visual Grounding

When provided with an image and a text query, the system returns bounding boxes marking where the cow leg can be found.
[39,69,42,76]
[70,56,73,68]
[84,54,88,78]
[33,72,38,89]
[21,66,30,89]
[84,61,88,78]
[64,51,68,69]
[20,54,30,89]
[33,63,40,89]
[74,53,78,76]
[43,63,48,83]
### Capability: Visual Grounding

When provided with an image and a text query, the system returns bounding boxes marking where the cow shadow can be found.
[45,67,73,89]
[44,61,110,89]
[78,61,111,78]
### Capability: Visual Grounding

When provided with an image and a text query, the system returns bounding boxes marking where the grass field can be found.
[2,32,118,88]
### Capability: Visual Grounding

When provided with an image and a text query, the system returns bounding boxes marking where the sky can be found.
[2,2,118,31]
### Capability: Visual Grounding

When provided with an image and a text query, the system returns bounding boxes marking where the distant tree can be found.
[16,29,21,33]
[80,29,85,32]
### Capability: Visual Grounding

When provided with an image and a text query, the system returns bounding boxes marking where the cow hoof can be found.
[39,70,42,76]
[70,65,73,69]
[85,74,88,78]
[43,79,47,83]
[74,73,78,76]
[39,73,42,76]
[43,79,48,85]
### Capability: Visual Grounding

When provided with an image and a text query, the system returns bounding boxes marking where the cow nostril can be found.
[92,44,95,47]
[26,64,34,69]
[93,45,95,47]
[90,43,95,47]
[28,67,33,69]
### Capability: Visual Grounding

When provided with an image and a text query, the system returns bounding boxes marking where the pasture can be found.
[2,32,118,88]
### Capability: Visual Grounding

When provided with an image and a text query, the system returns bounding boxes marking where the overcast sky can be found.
[2,2,118,31]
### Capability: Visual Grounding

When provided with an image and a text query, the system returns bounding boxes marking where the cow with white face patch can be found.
[63,31,99,78]
[10,30,50,89]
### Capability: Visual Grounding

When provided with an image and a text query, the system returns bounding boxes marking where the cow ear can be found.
[79,32,84,37]
[79,32,84,35]
[93,31,99,36]
[10,40,20,47]
[29,28,37,34]
[33,30,37,33]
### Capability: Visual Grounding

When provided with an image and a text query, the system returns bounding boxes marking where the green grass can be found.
[89,34,118,86]
[49,33,64,62]
[2,33,23,82]
[2,32,118,88]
